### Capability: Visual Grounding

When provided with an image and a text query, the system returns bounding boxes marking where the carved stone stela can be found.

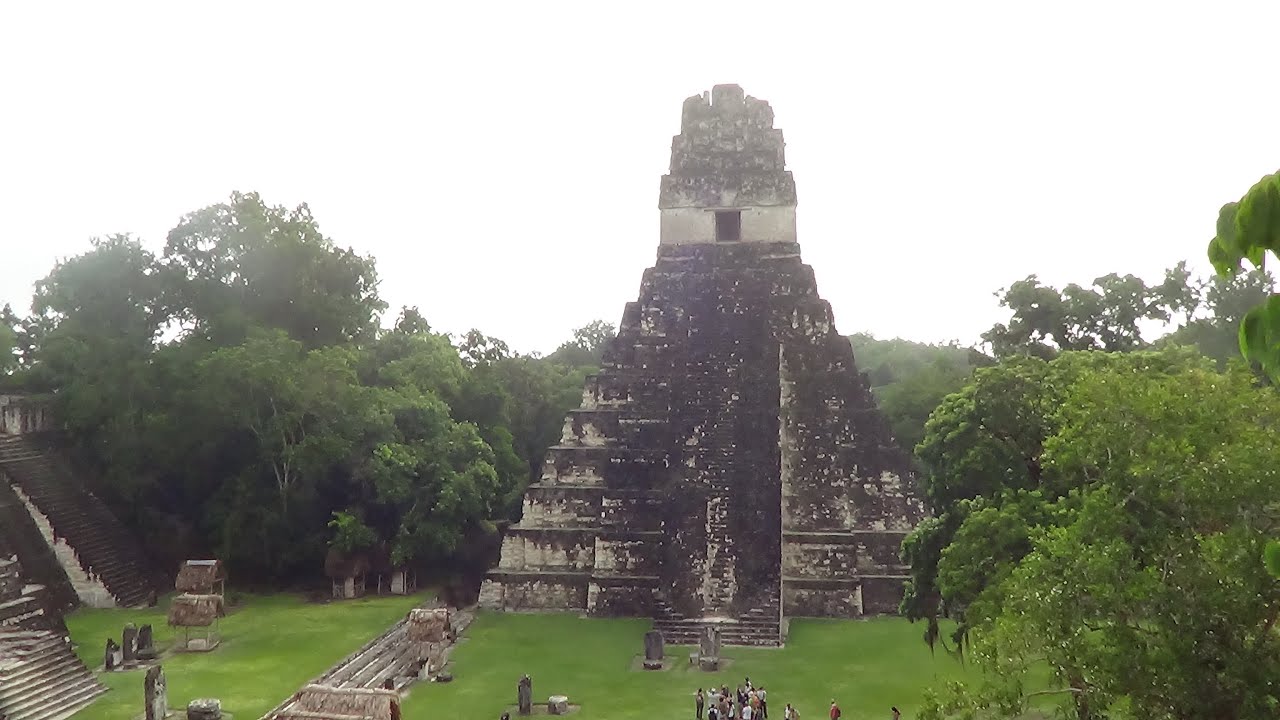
[517,674,533,716]
[479,85,925,644]
[643,629,664,669]
[145,665,169,720]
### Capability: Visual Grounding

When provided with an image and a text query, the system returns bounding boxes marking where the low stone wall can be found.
[479,572,589,611]
[0,395,52,435]
[586,575,657,616]
[497,529,595,572]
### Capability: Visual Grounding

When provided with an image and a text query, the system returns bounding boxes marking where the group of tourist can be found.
[693,681,901,720]
[694,679,773,720]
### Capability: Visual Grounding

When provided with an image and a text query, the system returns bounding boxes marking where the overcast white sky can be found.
[3,2,1280,355]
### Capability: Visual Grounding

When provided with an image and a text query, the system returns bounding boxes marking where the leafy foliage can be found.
[901,349,1210,652]
[849,334,992,452]
[919,360,1280,719]
[982,264,1197,358]
[545,319,615,367]
[162,191,384,348]
[1209,174,1280,587]
[8,193,598,585]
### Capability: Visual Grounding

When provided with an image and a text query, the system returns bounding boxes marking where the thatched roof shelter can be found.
[275,685,397,720]
[175,559,225,594]
[167,594,225,627]
[324,547,372,580]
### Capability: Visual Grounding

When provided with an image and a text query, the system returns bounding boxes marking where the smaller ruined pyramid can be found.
[480,85,924,645]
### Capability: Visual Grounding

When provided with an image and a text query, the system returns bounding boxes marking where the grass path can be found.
[65,592,424,720]
[403,613,982,720]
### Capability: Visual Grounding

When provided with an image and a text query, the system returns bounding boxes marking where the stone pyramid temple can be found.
[479,85,924,645]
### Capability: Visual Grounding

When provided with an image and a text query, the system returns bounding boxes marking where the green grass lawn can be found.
[404,613,983,720]
[67,599,996,720]
[65,592,425,720]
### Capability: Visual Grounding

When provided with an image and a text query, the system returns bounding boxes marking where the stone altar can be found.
[548,696,569,715]
[478,84,924,645]
[186,698,221,720]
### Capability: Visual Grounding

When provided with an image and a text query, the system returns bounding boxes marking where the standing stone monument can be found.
[104,638,120,671]
[123,623,139,664]
[144,665,168,720]
[137,623,157,661]
[643,630,664,669]
[478,84,925,646]
[698,626,721,671]
[517,674,533,716]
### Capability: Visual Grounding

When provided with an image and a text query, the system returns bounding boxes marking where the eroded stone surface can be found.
[479,85,924,644]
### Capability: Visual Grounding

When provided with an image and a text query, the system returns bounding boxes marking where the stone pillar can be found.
[698,626,721,671]
[644,630,664,660]
[137,624,157,661]
[643,630,664,669]
[144,665,168,720]
[123,623,139,664]
[517,674,533,715]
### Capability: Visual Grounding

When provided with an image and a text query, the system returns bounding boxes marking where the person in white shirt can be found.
[743,703,754,720]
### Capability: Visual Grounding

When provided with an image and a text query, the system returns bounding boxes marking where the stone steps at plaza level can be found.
[652,596,783,647]
[0,629,106,720]
[266,608,474,720]
[0,434,153,607]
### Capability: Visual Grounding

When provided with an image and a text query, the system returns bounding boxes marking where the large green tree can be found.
[545,319,615,367]
[1158,268,1273,364]
[920,361,1280,719]
[982,265,1197,358]
[163,191,384,348]
[901,349,1208,652]
[11,195,529,584]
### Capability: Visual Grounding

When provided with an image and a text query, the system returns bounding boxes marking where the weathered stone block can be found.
[186,698,221,720]
[643,630,664,661]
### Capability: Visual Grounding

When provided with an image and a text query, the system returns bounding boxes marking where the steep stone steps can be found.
[0,434,153,608]
[0,483,78,611]
[0,629,106,720]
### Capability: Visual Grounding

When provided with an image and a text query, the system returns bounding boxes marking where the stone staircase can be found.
[652,596,782,647]
[0,629,106,720]
[0,434,153,608]
[0,556,65,635]
[264,608,474,719]
[0,483,78,611]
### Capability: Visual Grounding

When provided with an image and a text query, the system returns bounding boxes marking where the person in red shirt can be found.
[829,700,841,720]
